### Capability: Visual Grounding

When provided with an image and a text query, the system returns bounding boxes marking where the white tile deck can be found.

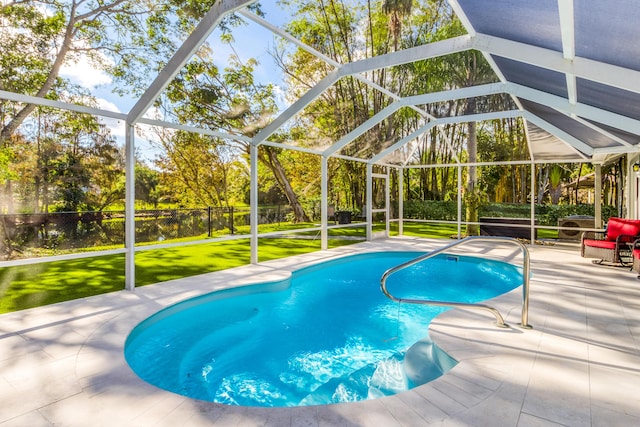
[1,237,639,426]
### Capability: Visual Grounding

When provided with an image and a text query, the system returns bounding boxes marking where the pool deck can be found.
[1,236,639,426]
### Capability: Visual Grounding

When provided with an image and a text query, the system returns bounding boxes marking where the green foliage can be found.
[52,152,90,211]
[0,146,16,183]
[401,200,617,227]
[402,199,459,220]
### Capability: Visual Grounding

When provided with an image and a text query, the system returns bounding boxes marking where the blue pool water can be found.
[125,251,522,407]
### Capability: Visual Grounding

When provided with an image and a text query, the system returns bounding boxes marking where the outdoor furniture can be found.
[632,239,640,277]
[581,217,640,266]
[480,217,537,240]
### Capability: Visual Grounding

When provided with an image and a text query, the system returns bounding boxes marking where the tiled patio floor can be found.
[1,237,639,426]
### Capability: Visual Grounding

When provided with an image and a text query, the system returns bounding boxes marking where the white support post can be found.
[530,162,536,244]
[366,164,373,241]
[321,156,328,250]
[627,153,640,219]
[250,144,259,264]
[636,173,640,220]
[124,124,136,291]
[398,167,404,236]
[385,169,390,238]
[621,154,636,218]
[457,165,462,238]
[595,164,602,227]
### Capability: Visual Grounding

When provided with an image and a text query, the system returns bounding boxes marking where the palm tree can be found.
[382,0,413,50]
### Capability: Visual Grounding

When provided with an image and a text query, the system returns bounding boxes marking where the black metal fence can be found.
[0,205,293,260]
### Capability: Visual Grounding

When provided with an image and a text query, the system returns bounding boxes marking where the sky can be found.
[57,2,295,160]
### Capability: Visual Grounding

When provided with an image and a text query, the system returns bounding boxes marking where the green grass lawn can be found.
[0,220,558,314]
[398,221,559,239]
[0,236,357,314]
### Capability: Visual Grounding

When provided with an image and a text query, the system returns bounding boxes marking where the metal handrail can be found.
[380,236,531,329]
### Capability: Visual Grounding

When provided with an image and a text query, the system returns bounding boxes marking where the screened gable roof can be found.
[2,0,640,166]
[453,0,640,163]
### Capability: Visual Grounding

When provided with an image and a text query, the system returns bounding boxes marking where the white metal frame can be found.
[1,0,639,287]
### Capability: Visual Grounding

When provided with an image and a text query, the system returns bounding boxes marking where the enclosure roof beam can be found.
[238,10,445,127]
[339,35,473,77]
[324,84,510,161]
[402,83,508,107]
[0,90,127,120]
[259,139,324,156]
[322,102,404,156]
[472,33,640,94]
[126,0,254,124]
[369,110,522,164]
[239,10,338,67]
[558,0,577,104]
[331,31,640,95]
[406,158,588,169]
[251,69,341,146]
[0,89,252,143]
[505,82,640,135]
[137,118,252,143]
[369,122,437,165]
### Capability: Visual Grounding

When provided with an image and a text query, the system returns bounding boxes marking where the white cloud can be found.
[60,55,112,89]
[94,99,125,138]
[100,116,126,138]
[96,98,122,113]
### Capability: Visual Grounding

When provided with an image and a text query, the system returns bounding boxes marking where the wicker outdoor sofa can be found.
[581,217,640,266]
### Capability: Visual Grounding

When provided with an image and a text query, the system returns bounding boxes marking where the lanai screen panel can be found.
[492,57,568,99]
[576,79,640,122]
[582,119,640,147]
[525,122,584,162]
[456,0,562,51]
[521,100,622,151]
[336,108,416,161]
[574,0,640,70]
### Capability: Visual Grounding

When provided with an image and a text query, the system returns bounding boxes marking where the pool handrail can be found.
[380,236,531,329]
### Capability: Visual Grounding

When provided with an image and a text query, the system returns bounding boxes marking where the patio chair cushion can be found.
[582,238,616,249]
[605,218,640,241]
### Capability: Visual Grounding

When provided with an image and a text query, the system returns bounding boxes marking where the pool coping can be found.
[1,236,639,426]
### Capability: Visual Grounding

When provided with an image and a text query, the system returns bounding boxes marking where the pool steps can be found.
[297,338,456,406]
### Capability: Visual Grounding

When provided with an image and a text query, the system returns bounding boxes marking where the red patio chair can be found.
[581,217,640,266]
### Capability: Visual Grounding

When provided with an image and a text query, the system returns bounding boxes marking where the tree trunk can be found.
[1,12,75,141]
[575,164,583,203]
[261,147,310,223]
[537,165,549,204]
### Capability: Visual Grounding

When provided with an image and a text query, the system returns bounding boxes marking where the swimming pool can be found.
[125,251,522,407]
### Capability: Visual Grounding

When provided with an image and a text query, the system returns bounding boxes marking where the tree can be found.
[382,0,413,50]
[548,165,564,205]
[135,163,160,208]
[160,46,311,221]
[1,0,138,141]
[151,129,234,208]
[277,0,472,216]
[440,47,498,234]
[0,0,253,139]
